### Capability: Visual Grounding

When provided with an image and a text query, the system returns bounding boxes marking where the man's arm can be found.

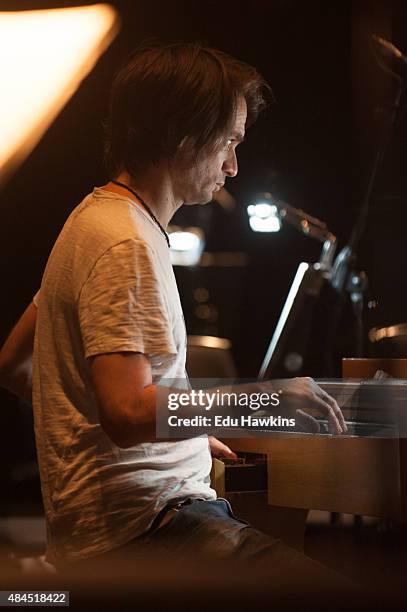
[0,310,237,455]
[90,354,238,455]
[0,301,36,402]
[89,352,347,449]
[90,354,245,447]
[89,352,157,447]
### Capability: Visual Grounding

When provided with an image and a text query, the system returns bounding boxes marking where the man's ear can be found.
[177,136,193,151]
[178,136,187,149]
[175,136,196,164]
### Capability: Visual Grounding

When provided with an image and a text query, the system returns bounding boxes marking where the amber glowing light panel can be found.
[0,4,118,185]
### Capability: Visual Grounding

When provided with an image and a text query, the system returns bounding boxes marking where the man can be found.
[0,43,349,586]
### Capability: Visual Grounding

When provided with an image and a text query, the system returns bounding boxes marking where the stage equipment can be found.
[328,34,407,356]
[247,199,281,233]
[169,227,205,267]
[0,4,118,187]
[186,335,237,378]
[259,35,407,379]
[258,198,337,379]
[369,324,407,358]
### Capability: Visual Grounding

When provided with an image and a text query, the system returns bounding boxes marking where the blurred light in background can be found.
[193,287,210,303]
[0,4,118,187]
[169,227,205,266]
[247,202,281,233]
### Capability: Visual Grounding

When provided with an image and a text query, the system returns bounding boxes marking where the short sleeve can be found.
[78,239,177,359]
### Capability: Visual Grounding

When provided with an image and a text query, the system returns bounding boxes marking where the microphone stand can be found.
[275,199,337,270]
[331,70,407,358]
[258,196,338,379]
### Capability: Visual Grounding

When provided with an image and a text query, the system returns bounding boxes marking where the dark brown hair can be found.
[104,42,270,178]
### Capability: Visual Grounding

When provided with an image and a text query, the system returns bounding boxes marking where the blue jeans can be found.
[115,498,359,594]
[58,498,375,607]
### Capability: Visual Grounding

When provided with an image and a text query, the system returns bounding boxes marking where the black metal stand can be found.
[330,75,407,358]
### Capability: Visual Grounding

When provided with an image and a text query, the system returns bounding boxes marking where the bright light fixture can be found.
[0,4,119,186]
[247,202,281,233]
[169,227,205,266]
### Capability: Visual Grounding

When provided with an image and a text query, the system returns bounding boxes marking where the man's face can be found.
[173,97,247,205]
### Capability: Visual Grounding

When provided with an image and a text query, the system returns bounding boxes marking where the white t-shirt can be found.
[32,187,215,565]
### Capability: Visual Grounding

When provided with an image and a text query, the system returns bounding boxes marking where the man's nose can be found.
[222,149,238,178]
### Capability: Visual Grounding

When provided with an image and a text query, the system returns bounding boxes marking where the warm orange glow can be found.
[0,4,119,187]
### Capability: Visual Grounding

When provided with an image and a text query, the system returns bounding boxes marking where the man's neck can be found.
[104,166,182,229]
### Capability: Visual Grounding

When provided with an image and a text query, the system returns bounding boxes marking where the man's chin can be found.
[184,194,214,205]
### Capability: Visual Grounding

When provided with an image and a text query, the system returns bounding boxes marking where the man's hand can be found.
[268,377,347,435]
[208,436,237,460]
[238,377,347,434]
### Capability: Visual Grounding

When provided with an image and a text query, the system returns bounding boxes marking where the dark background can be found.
[1,0,407,380]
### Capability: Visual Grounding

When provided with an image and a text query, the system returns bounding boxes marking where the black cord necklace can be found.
[111,180,170,248]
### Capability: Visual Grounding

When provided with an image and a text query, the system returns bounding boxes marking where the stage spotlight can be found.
[247,202,281,233]
[169,227,205,266]
[0,4,118,186]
